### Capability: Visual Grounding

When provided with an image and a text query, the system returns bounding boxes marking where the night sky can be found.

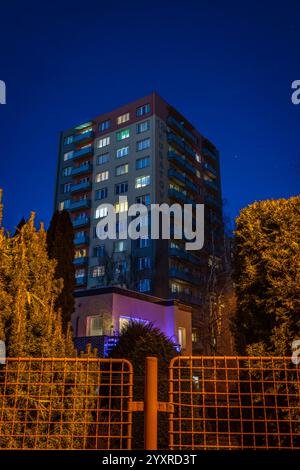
[0,0,299,232]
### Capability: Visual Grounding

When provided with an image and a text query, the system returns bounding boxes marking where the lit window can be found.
[115,181,128,194]
[59,199,70,211]
[178,327,186,349]
[117,112,130,125]
[135,175,150,188]
[115,163,128,176]
[136,120,150,134]
[119,315,148,332]
[64,135,73,145]
[95,206,108,219]
[75,248,87,258]
[136,194,150,206]
[137,279,151,292]
[137,257,151,270]
[62,166,72,177]
[136,104,150,117]
[136,156,150,169]
[98,136,110,148]
[99,120,110,132]
[192,328,199,343]
[116,128,130,141]
[95,188,108,200]
[115,199,128,213]
[138,238,150,248]
[170,282,181,293]
[96,171,109,182]
[93,245,105,257]
[116,146,129,158]
[63,150,74,161]
[114,240,127,252]
[136,138,150,151]
[75,268,85,278]
[88,315,103,336]
[96,153,109,165]
[91,265,105,278]
[63,183,72,193]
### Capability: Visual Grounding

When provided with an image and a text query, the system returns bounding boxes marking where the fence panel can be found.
[169,356,300,450]
[0,358,133,450]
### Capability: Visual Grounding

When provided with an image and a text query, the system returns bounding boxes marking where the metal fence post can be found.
[144,356,158,450]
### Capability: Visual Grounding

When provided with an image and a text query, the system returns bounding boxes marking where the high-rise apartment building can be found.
[54,92,224,351]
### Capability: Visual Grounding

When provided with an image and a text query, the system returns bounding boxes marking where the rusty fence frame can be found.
[169,356,300,450]
[0,356,300,450]
[0,357,133,450]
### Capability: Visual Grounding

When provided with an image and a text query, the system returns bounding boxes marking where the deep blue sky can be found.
[0,0,299,232]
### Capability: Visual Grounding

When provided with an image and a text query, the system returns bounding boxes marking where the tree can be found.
[47,210,75,333]
[232,195,300,356]
[0,210,96,449]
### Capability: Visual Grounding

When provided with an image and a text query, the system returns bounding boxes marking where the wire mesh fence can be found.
[169,356,300,450]
[0,358,133,450]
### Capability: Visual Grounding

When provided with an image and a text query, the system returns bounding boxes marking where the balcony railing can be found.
[170,291,202,306]
[203,146,218,161]
[73,256,88,266]
[74,130,94,143]
[72,216,90,228]
[167,116,197,144]
[75,276,87,286]
[203,162,217,177]
[71,163,93,176]
[168,188,195,206]
[204,195,221,208]
[168,168,198,193]
[167,132,196,158]
[169,247,200,265]
[169,267,201,285]
[168,151,197,176]
[70,199,91,211]
[73,146,93,159]
[74,235,89,246]
[204,178,219,191]
[71,181,92,193]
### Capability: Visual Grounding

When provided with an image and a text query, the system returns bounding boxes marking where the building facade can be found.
[72,286,192,357]
[55,92,224,353]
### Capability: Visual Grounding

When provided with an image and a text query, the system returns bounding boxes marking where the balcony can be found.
[72,216,90,228]
[170,291,202,306]
[168,188,195,206]
[74,234,89,246]
[71,163,92,176]
[169,267,201,285]
[73,256,88,266]
[203,162,217,177]
[73,146,93,160]
[70,199,91,211]
[167,133,196,159]
[74,130,94,144]
[75,276,87,286]
[168,151,197,176]
[167,116,197,145]
[204,195,221,208]
[203,146,218,161]
[169,247,200,265]
[204,178,219,191]
[71,181,91,193]
[169,268,192,284]
[168,168,198,193]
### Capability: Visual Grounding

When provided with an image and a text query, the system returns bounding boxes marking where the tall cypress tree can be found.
[0,211,96,449]
[47,210,75,333]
